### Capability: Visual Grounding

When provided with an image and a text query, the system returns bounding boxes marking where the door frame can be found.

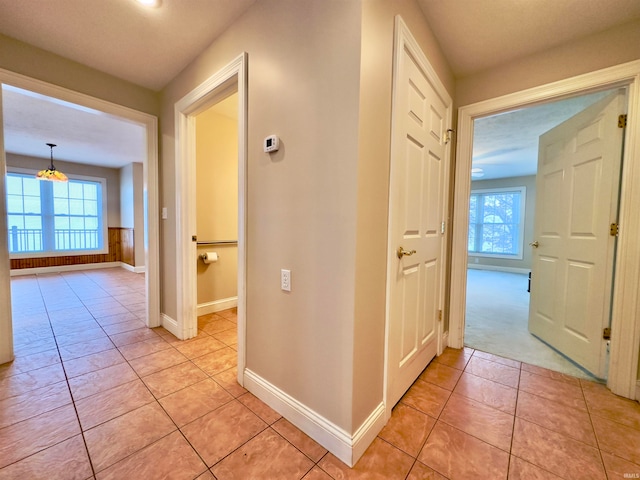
[450,60,640,399]
[384,16,452,417]
[0,68,160,365]
[174,53,247,381]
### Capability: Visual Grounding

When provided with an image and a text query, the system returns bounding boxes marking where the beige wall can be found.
[7,153,121,227]
[120,162,145,267]
[0,34,159,115]
[161,0,362,430]
[161,0,454,438]
[195,105,238,305]
[456,18,640,107]
[468,175,536,271]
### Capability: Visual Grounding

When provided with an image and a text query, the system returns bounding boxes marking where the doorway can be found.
[174,53,247,385]
[450,60,640,399]
[195,93,239,319]
[464,88,623,380]
[0,70,159,364]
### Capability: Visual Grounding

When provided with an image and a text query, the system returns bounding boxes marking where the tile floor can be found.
[1,268,640,479]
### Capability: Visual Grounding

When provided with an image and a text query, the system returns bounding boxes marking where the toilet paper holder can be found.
[199,252,219,264]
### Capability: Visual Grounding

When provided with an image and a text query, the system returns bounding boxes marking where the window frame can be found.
[7,167,109,259]
[468,185,526,260]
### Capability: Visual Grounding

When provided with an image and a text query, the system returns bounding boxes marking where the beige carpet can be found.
[464,268,598,380]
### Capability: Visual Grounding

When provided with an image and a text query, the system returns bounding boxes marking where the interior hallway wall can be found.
[195,102,238,308]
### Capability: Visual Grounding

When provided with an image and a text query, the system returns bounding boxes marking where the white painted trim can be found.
[450,60,640,399]
[174,53,247,383]
[0,67,160,332]
[0,90,13,364]
[243,369,386,467]
[161,313,180,339]
[467,264,530,275]
[384,15,453,417]
[197,296,238,316]
[120,263,146,274]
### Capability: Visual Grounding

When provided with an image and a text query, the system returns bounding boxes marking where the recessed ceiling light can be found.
[136,0,161,7]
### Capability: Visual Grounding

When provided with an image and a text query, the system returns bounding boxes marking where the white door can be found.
[387,20,450,408]
[529,90,626,378]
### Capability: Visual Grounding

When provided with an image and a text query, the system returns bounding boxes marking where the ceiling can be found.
[0,0,638,171]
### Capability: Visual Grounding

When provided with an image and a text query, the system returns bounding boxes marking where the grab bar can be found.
[196,240,237,246]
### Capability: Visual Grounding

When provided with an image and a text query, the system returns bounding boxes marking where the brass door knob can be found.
[397,247,417,259]
[529,241,539,248]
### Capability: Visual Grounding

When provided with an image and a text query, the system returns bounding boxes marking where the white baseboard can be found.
[197,296,237,316]
[161,313,180,339]
[120,263,146,274]
[468,264,530,275]
[243,368,385,467]
[9,261,122,276]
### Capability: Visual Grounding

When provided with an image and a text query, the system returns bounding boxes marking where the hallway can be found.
[1,268,639,479]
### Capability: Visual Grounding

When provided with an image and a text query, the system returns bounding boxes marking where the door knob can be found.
[397,247,417,259]
[529,241,539,248]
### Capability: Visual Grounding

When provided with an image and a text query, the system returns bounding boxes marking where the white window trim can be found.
[7,167,109,258]
[468,185,526,260]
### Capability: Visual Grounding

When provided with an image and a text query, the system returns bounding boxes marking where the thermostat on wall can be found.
[264,134,280,153]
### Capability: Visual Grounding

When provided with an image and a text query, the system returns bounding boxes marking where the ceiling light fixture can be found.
[136,0,161,7]
[36,143,68,182]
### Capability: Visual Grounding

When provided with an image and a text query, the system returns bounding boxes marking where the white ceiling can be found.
[0,0,638,171]
[0,0,258,92]
[472,89,615,180]
[2,85,147,168]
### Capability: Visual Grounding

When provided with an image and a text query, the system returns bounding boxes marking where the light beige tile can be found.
[84,402,176,472]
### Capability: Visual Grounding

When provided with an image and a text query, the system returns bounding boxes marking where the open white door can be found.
[386,17,451,409]
[529,90,626,378]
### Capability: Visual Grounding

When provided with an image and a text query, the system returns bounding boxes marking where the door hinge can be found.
[610,223,619,236]
[438,309,442,321]
[441,222,446,234]
[618,114,627,128]
[603,327,611,340]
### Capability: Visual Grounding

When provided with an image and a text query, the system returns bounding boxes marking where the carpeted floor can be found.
[464,268,598,380]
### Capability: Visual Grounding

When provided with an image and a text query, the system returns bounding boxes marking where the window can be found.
[468,186,526,259]
[6,170,107,256]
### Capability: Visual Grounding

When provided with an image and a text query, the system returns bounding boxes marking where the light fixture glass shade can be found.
[36,167,68,182]
[36,143,68,182]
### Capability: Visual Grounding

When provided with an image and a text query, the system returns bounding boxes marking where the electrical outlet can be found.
[281,269,291,292]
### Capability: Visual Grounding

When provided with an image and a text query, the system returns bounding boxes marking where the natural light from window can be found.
[6,172,106,256]
[468,187,526,259]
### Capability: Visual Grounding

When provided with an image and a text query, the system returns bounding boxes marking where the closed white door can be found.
[387,26,449,408]
[529,90,626,378]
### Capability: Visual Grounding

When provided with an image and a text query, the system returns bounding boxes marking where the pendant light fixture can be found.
[36,143,68,182]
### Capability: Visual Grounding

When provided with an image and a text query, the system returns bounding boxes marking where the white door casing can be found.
[529,90,626,378]
[0,87,14,364]
[450,60,640,399]
[174,53,247,383]
[385,16,452,412]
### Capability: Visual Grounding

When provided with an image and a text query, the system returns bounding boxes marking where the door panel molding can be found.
[450,59,640,399]
[384,16,452,417]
